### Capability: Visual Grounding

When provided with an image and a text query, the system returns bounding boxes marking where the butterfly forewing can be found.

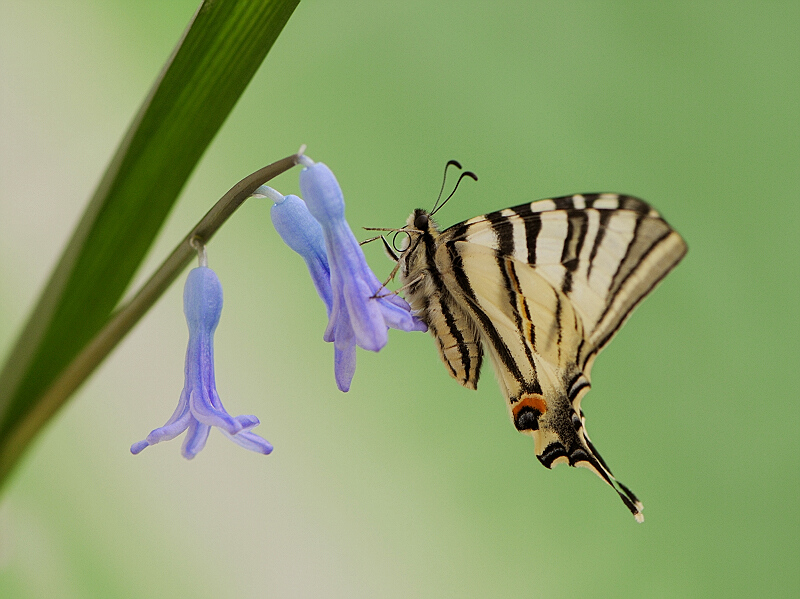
[446,195,685,358]
[399,192,686,522]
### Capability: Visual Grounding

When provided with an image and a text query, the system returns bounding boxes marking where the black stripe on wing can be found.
[489,214,543,375]
[581,229,686,368]
[446,240,538,393]
[587,209,613,279]
[442,193,685,365]
[561,212,589,295]
[422,232,481,388]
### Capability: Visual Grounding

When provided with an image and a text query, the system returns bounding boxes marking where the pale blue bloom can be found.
[131,266,273,459]
[266,160,426,392]
[269,193,333,314]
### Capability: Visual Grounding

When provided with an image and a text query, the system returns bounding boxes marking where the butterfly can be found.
[375,162,687,522]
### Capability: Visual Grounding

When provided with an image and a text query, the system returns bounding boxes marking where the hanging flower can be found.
[131,265,273,459]
[265,158,426,392]
[268,192,333,315]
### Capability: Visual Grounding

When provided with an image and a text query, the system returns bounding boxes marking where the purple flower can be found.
[268,192,333,314]
[266,159,426,392]
[131,266,273,459]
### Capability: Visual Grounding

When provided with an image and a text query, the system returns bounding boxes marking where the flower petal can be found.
[142,409,193,446]
[222,430,274,455]
[340,271,388,351]
[270,160,427,393]
[188,388,243,436]
[130,388,193,454]
[184,267,223,333]
[299,163,393,351]
[365,270,428,332]
[298,162,346,224]
[376,297,429,333]
[332,311,357,391]
[270,193,333,313]
[182,419,212,459]
[130,440,150,455]
[181,267,244,435]
[234,414,260,431]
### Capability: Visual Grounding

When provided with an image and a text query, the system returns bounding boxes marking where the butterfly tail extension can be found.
[579,430,644,523]
[572,379,644,521]
[514,393,644,522]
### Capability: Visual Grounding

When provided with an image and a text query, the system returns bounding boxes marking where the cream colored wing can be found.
[435,241,642,520]
[441,194,687,376]
[431,193,686,521]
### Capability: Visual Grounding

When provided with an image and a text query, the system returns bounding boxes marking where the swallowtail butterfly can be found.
[385,166,686,522]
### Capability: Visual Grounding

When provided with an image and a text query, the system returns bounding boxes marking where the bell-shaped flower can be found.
[131,266,273,459]
[265,159,426,392]
[268,192,333,315]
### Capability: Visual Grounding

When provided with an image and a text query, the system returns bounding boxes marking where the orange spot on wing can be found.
[511,394,547,419]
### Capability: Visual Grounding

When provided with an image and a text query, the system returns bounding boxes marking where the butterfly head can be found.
[411,209,431,233]
[391,209,440,255]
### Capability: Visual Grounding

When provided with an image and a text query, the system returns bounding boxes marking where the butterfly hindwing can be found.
[400,223,483,390]
[437,241,644,520]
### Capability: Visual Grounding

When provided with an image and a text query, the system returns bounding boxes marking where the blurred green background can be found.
[1,1,798,597]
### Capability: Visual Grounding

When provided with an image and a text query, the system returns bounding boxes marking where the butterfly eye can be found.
[414,212,429,231]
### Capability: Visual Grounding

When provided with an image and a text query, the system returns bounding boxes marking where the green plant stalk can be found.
[0,154,301,485]
[0,0,300,488]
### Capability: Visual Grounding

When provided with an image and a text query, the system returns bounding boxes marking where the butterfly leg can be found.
[370,272,424,300]
[365,237,403,299]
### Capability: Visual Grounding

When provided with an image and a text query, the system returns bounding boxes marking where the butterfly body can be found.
[398,193,687,522]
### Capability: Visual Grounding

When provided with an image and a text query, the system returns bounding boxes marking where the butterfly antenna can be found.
[431,170,478,216]
[363,226,409,232]
[430,160,463,215]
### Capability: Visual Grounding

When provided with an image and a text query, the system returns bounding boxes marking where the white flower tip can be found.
[296,154,315,168]
[253,185,286,204]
